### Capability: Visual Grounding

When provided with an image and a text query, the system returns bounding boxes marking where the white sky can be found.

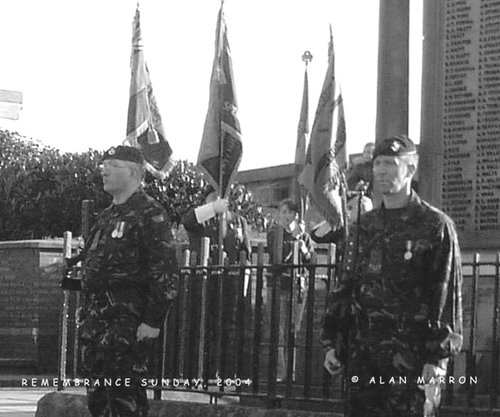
[0,0,423,170]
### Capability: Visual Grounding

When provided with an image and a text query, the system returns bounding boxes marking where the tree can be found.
[0,130,108,239]
[143,160,265,231]
[0,129,264,240]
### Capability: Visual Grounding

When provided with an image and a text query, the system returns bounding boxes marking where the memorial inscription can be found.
[440,0,500,237]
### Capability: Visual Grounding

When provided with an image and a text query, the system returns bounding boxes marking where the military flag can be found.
[197,3,242,198]
[294,54,311,218]
[125,5,174,179]
[295,64,309,168]
[298,27,347,230]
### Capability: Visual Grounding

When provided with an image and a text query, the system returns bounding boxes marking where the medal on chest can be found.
[404,240,413,260]
[111,221,125,239]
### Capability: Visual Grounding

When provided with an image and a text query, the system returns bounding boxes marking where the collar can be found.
[111,187,144,213]
[379,190,424,222]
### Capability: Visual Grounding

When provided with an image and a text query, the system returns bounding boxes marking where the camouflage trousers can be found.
[344,327,439,417]
[79,300,153,417]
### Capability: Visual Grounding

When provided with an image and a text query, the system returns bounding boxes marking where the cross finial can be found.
[302,51,313,66]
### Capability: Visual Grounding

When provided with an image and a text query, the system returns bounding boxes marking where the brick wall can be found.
[0,241,70,373]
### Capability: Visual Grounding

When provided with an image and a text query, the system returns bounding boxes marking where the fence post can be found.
[252,243,265,394]
[467,252,480,408]
[215,256,228,388]
[199,237,210,386]
[491,252,500,409]
[304,252,317,398]
[327,243,337,292]
[323,244,337,399]
[187,251,198,380]
[235,251,248,392]
[57,231,72,391]
[178,249,191,379]
[155,308,169,400]
[81,200,95,241]
[267,225,283,402]
[285,242,299,398]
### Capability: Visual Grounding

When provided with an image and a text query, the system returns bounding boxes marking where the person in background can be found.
[267,198,315,267]
[346,141,375,193]
[310,192,373,245]
[266,198,315,381]
[181,185,251,377]
[181,186,251,265]
[322,135,463,417]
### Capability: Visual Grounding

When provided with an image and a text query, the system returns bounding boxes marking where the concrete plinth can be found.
[35,392,342,417]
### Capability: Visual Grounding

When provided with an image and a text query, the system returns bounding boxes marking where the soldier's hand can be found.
[212,198,229,214]
[136,323,160,341]
[324,348,342,375]
[421,363,447,384]
[75,307,84,326]
[298,239,309,254]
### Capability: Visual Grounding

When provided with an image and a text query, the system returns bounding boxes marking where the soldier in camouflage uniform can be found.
[322,135,463,417]
[78,146,178,417]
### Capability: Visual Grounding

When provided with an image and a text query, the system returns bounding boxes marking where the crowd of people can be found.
[68,134,462,417]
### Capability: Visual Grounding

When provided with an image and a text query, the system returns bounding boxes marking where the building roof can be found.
[237,163,295,183]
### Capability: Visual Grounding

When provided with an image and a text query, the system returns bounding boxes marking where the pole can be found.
[199,237,210,382]
[294,51,313,221]
[217,3,225,266]
[57,231,72,391]
[71,199,95,378]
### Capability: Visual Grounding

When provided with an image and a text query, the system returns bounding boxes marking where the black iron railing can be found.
[153,244,500,416]
[57,230,500,415]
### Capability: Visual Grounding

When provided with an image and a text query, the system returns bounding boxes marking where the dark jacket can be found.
[182,208,251,265]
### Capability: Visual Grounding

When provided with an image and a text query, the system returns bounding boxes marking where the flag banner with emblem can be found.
[298,27,347,230]
[294,65,309,217]
[197,4,242,198]
[124,5,174,179]
[295,68,309,167]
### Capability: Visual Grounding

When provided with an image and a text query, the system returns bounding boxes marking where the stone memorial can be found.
[420,0,500,249]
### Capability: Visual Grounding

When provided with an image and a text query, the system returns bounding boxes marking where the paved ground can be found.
[0,387,81,417]
[0,376,239,417]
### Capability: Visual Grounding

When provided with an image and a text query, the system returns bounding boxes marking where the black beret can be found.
[103,146,144,164]
[373,134,417,160]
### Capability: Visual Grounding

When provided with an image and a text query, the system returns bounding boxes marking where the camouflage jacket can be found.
[322,191,463,365]
[82,188,178,328]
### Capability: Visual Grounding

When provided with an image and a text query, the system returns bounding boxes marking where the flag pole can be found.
[297,25,347,233]
[295,51,312,222]
[339,171,349,243]
[199,0,242,265]
[217,2,225,266]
